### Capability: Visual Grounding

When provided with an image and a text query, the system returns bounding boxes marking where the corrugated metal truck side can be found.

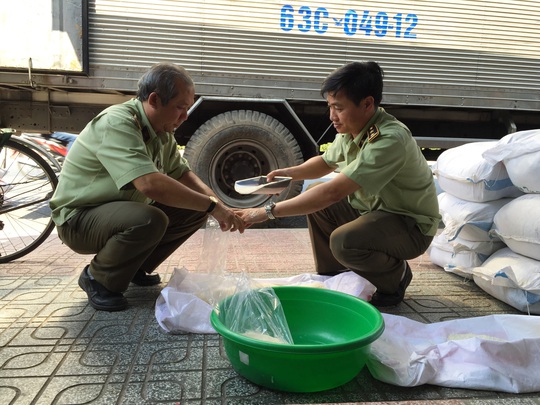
[1,0,539,207]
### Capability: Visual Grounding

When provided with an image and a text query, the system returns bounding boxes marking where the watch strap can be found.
[206,196,218,213]
[265,202,276,220]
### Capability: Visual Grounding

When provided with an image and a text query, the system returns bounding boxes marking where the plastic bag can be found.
[366,313,540,393]
[176,216,293,343]
[155,216,235,334]
[190,216,231,306]
[155,266,238,334]
[215,273,294,344]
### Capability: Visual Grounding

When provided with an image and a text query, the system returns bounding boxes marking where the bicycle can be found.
[20,132,74,168]
[0,128,60,263]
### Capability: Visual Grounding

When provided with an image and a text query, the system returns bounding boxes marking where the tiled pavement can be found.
[1,226,539,405]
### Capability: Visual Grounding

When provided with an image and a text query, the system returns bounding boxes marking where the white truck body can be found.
[1,0,539,206]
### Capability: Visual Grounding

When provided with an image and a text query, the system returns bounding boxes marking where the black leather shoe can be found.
[131,270,161,286]
[78,266,128,311]
[370,262,413,307]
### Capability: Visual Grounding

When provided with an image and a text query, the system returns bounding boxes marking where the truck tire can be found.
[183,110,304,208]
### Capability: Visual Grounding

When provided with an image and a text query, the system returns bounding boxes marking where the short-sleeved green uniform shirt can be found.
[50,98,191,226]
[322,107,440,236]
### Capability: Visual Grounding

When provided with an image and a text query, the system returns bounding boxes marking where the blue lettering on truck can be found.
[280,5,418,38]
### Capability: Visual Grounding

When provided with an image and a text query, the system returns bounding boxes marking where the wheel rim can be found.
[0,141,57,263]
[209,139,278,208]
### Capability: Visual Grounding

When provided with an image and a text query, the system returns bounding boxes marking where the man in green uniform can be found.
[50,63,244,312]
[236,61,440,306]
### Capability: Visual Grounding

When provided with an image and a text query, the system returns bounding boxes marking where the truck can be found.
[1,0,540,209]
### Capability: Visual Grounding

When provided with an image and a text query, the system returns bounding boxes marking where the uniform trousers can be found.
[57,201,207,292]
[307,197,433,294]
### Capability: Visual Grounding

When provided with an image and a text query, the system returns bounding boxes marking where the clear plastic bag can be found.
[216,273,294,344]
[156,216,294,342]
[196,216,229,274]
[189,216,235,307]
[199,217,293,344]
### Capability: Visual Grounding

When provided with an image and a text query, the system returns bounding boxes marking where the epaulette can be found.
[132,113,150,143]
[367,125,380,143]
[132,113,142,130]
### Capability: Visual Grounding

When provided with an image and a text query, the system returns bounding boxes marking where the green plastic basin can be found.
[210,286,385,392]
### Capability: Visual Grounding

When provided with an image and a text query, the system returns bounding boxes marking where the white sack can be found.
[491,194,540,260]
[432,142,522,202]
[482,129,540,193]
[428,233,504,277]
[438,192,512,242]
[367,313,540,393]
[155,267,376,334]
[504,152,540,193]
[471,247,540,314]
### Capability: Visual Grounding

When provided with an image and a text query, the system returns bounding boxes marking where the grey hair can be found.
[136,63,194,105]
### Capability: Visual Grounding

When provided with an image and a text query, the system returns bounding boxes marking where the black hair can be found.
[136,63,194,105]
[320,61,384,106]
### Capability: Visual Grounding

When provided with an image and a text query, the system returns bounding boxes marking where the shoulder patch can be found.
[367,125,380,143]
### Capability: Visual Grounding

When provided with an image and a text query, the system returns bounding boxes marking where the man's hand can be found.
[212,204,246,233]
[234,207,267,226]
[266,168,290,182]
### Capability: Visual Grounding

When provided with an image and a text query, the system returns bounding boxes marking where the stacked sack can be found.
[428,141,521,277]
[473,130,540,313]
[430,130,540,314]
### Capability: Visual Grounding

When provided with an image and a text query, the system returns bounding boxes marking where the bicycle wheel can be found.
[0,139,58,263]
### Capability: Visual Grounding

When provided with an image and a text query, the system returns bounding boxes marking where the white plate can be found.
[234,176,292,195]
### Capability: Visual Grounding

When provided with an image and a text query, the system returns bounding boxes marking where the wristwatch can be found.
[206,196,218,213]
[265,202,276,220]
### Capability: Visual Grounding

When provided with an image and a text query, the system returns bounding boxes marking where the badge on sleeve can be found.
[367,125,380,143]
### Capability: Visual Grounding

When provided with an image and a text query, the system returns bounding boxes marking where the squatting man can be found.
[50,63,245,312]
[236,61,441,307]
